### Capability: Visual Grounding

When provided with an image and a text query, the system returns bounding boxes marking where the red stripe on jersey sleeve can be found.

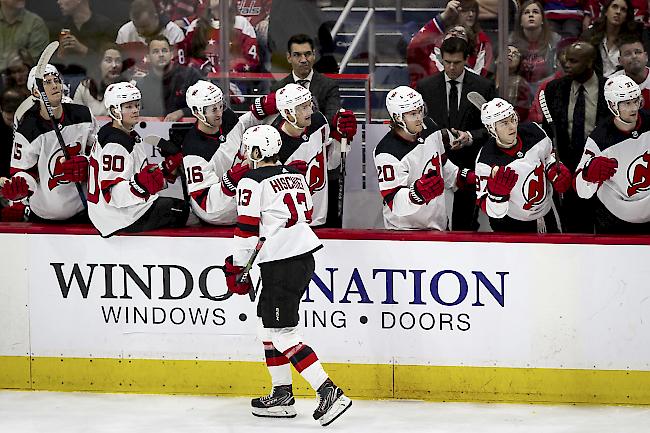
[101,177,125,203]
[234,227,258,238]
[237,215,260,226]
[10,165,39,179]
[190,188,209,211]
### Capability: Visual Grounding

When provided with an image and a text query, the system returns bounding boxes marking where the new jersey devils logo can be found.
[522,163,546,210]
[627,151,650,196]
[422,153,442,177]
[306,150,326,194]
[48,142,82,190]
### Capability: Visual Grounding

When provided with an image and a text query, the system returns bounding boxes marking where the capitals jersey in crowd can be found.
[373,118,460,230]
[575,111,650,223]
[87,123,153,237]
[476,122,555,221]
[238,0,272,26]
[178,16,259,73]
[11,103,97,220]
[233,165,321,267]
[272,112,334,226]
[182,110,263,225]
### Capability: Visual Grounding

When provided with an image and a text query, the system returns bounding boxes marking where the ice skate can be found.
[313,379,352,426]
[251,384,297,418]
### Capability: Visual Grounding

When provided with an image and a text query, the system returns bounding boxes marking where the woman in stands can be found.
[73,45,126,116]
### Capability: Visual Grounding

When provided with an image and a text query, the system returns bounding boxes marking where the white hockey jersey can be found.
[372,118,460,230]
[11,103,97,220]
[182,109,264,225]
[476,122,555,222]
[233,165,322,266]
[272,112,335,226]
[575,111,650,223]
[87,123,156,237]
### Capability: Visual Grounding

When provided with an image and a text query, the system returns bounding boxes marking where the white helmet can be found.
[243,125,282,163]
[27,64,60,94]
[386,86,425,135]
[104,82,141,125]
[481,97,516,137]
[605,75,641,117]
[276,83,312,129]
[186,80,224,127]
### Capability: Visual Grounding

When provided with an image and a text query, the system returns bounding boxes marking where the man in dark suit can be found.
[543,41,609,233]
[271,33,341,125]
[416,37,496,231]
[271,33,344,227]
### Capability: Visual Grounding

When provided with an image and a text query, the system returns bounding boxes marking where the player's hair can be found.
[440,37,470,59]
[287,34,315,53]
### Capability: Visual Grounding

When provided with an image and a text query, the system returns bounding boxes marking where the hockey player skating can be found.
[1,64,97,222]
[272,83,357,226]
[87,82,188,237]
[373,86,476,230]
[223,125,352,427]
[180,80,277,225]
[575,75,650,233]
[475,98,571,233]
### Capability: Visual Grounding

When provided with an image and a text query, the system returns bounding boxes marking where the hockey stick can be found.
[35,41,87,209]
[238,236,266,301]
[539,90,564,202]
[338,136,348,221]
[142,134,190,203]
[467,91,487,110]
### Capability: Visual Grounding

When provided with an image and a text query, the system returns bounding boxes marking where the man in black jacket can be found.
[416,37,496,231]
[543,41,609,233]
[136,35,202,121]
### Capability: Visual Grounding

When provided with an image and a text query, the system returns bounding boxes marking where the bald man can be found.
[542,41,611,233]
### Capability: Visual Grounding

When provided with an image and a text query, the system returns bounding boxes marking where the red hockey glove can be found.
[250,92,278,119]
[287,159,308,176]
[330,109,357,142]
[583,156,617,183]
[161,152,183,182]
[1,203,27,222]
[548,163,571,193]
[224,255,253,295]
[456,168,477,189]
[410,170,444,204]
[61,155,89,183]
[1,176,30,201]
[487,166,519,202]
[221,162,250,196]
[130,164,165,198]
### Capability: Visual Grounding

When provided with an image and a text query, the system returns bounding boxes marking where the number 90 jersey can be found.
[233,165,322,267]
[87,123,155,237]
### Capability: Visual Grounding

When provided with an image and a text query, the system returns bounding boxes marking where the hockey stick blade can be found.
[35,42,59,80]
[467,91,487,110]
[142,134,164,146]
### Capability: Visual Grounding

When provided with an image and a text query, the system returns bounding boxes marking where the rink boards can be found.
[2,227,650,404]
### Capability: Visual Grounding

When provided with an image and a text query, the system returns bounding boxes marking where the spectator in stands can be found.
[416,37,496,231]
[154,0,207,31]
[239,0,273,72]
[528,39,573,123]
[407,0,493,86]
[509,0,562,95]
[116,0,185,77]
[543,0,588,37]
[1,49,33,95]
[136,35,202,121]
[178,0,260,75]
[51,0,115,76]
[611,35,650,108]
[271,34,340,125]
[497,45,532,121]
[580,0,644,77]
[73,45,126,116]
[0,0,48,71]
[542,41,609,233]
[271,33,344,227]
[583,0,647,30]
